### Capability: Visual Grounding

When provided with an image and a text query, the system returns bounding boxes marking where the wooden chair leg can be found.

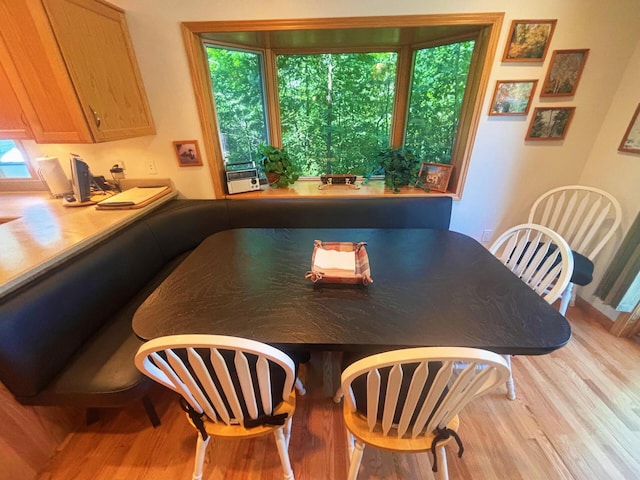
[347,439,365,480]
[142,394,161,427]
[504,355,516,400]
[192,433,210,480]
[294,378,306,396]
[273,428,295,480]
[434,444,449,480]
[333,387,344,403]
[559,282,574,316]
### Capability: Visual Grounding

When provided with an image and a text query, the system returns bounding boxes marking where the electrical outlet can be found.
[481,229,493,243]
[145,159,157,175]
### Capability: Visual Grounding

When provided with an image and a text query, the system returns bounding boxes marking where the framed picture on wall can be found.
[173,140,203,167]
[488,80,538,116]
[541,49,590,97]
[502,19,557,63]
[525,107,576,140]
[618,103,640,154]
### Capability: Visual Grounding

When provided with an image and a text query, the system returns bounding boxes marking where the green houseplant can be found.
[258,144,300,188]
[371,147,424,193]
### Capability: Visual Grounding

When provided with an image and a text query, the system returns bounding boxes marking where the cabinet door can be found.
[0,42,31,140]
[43,0,155,142]
[0,0,92,143]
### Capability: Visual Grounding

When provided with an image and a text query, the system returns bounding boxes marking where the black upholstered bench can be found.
[0,196,452,425]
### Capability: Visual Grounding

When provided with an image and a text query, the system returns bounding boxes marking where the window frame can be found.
[182,13,504,199]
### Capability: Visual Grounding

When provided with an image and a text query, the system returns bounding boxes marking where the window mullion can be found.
[390,46,413,148]
[263,48,282,148]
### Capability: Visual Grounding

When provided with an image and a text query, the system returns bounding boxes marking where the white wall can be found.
[22,0,640,316]
[576,39,640,319]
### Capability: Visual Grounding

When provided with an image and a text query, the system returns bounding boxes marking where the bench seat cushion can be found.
[17,253,190,407]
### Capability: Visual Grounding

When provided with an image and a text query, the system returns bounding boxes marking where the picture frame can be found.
[525,107,576,141]
[618,103,640,154]
[502,19,557,63]
[173,140,203,167]
[488,80,538,116]
[541,49,589,97]
[418,162,453,193]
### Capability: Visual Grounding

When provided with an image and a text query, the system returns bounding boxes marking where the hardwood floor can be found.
[33,306,640,480]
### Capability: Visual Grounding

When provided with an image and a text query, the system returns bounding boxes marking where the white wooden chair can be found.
[340,347,509,480]
[489,223,574,399]
[135,334,297,480]
[528,185,622,315]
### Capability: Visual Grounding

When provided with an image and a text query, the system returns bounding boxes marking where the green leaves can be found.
[258,145,300,187]
[374,147,423,193]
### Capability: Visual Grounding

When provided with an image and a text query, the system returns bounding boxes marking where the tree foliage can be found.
[206,40,475,178]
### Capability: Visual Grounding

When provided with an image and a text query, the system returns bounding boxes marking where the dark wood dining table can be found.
[132,228,571,356]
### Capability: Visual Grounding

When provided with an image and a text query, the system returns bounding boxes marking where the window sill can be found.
[224,179,456,199]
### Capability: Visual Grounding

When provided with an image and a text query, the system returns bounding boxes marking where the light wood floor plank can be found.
[32,305,640,480]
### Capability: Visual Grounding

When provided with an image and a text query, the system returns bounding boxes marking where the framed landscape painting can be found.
[489,80,538,116]
[619,103,640,154]
[526,107,576,140]
[541,49,590,97]
[502,19,557,62]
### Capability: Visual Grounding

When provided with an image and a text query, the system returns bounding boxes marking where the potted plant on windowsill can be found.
[369,147,426,193]
[258,144,300,188]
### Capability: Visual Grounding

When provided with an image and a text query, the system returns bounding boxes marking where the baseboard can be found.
[575,296,613,329]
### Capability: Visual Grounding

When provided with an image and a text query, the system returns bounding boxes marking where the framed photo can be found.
[525,107,576,141]
[618,103,640,154]
[418,162,453,193]
[502,19,557,63]
[541,49,590,97]
[488,80,538,116]
[173,140,203,167]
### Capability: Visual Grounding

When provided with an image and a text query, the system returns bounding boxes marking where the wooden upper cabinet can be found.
[0,0,155,143]
[0,41,32,140]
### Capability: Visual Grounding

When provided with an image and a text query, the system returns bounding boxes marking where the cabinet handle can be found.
[89,105,102,130]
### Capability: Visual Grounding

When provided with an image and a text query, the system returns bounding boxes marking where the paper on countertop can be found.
[313,248,356,272]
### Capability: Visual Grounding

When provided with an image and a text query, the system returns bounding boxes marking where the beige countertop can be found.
[0,190,177,298]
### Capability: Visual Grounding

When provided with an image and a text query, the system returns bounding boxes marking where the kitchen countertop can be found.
[0,190,177,299]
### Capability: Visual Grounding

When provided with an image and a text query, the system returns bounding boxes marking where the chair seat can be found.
[343,406,459,453]
[570,250,594,286]
[193,390,296,439]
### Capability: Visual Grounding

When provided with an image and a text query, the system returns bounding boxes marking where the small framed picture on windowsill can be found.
[173,140,203,167]
[417,162,453,193]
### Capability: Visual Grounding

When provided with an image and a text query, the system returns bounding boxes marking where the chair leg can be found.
[294,378,306,396]
[142,395,161,427]
[570,286,577,307]
[559,282,574,316]
[192,433,210,480]
[347,438,365,480]
[333,387,344,404]
[273,428,295,480]
[283,416,293,449]
[504,355,516,400]
[434,444,449,480]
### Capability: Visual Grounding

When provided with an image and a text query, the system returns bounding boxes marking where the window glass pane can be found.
[277,53,397,176]
[205,45,268,165]
[405,40,475,164]
[0,139,31,178]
